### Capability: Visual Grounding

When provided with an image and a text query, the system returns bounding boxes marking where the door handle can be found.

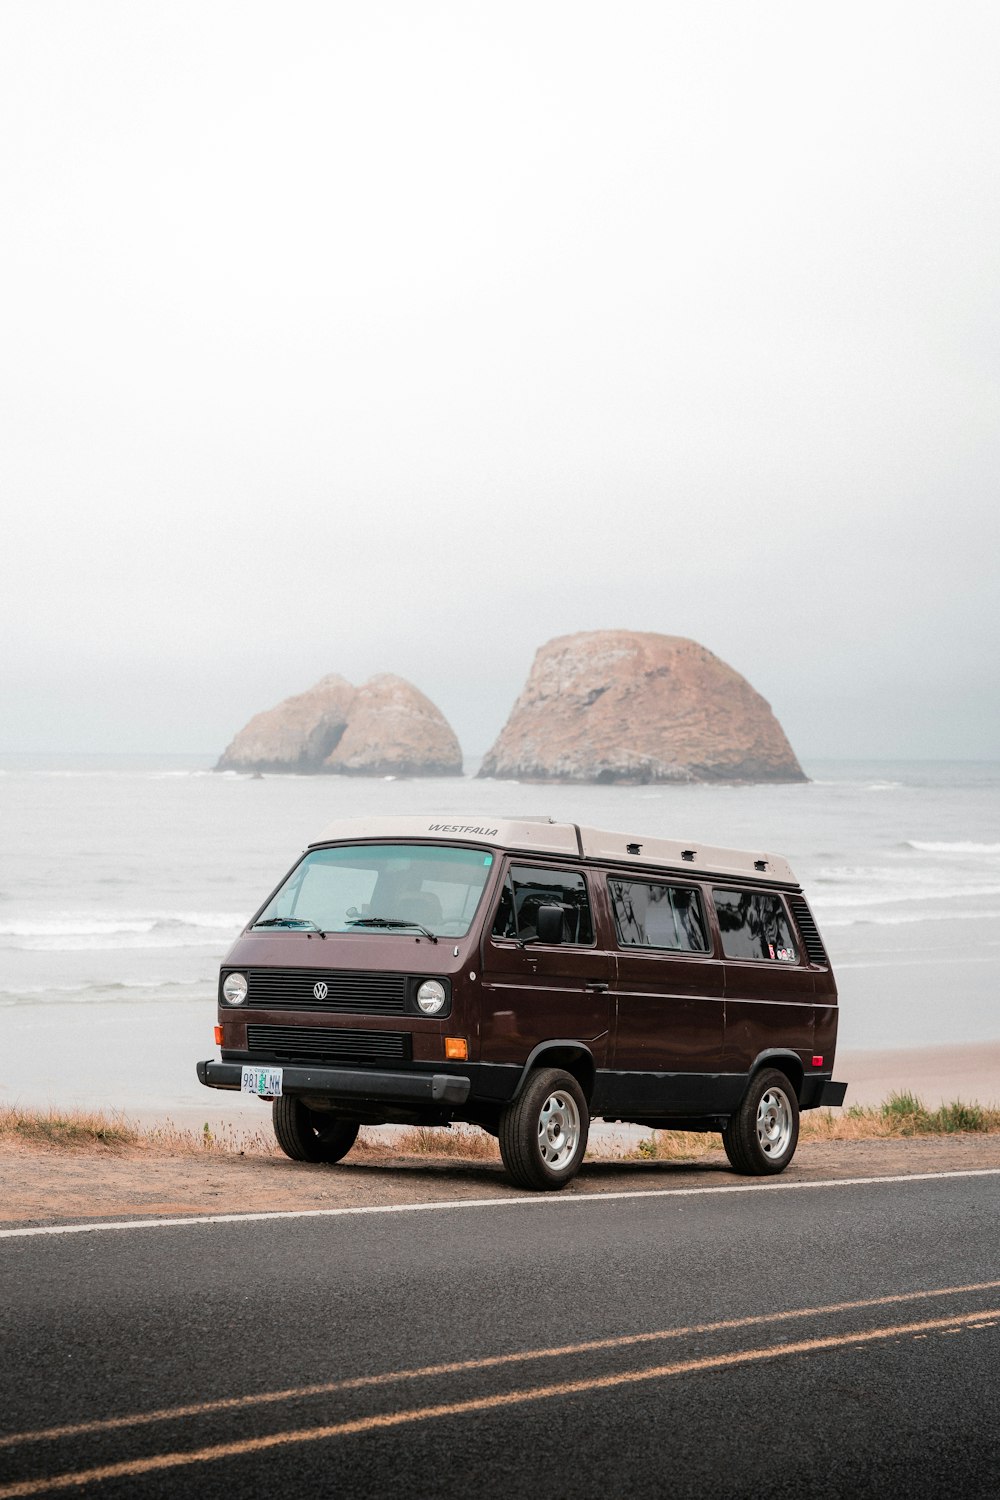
[585,982,609,992]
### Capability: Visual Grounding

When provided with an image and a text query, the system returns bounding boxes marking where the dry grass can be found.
[0,1104,143,1151]
[355,1125,500,1161]
[621,1092,1000,1161]
[0,1105,277,1158]
[0,1106,496,1162]
[597,1129,722,1161]
[801,1092,1000,1141]
[2,1090,998,1163]
[155,1118,279,1156]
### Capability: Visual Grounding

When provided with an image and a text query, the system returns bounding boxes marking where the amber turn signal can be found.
[214,1025,223,1046]
[444,1037,468,1061]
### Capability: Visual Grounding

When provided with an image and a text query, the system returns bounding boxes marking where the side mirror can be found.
[536,904,565,945]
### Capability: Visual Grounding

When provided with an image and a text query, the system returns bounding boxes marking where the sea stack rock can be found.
[216,672,462,776]
[324,674,462,777]
[214,674,356,775]
[478,631,805,784]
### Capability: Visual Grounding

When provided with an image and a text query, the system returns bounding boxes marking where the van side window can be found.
[491,866,594,945]
[713,889,799,962]
[492,877,517,938]
[609,879,708,952]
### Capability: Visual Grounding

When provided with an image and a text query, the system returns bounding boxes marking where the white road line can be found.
[1,1167,998,1240]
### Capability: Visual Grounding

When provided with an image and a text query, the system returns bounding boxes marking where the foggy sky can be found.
[2,1,998,762]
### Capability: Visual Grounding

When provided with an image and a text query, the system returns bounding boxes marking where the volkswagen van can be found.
[197,816,846,1190]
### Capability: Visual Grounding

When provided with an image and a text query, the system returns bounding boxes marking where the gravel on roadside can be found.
[2,1133,999,1231]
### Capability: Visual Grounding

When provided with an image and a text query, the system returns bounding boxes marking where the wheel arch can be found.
[512,1041,596,1103]
[748,1048,805,1101]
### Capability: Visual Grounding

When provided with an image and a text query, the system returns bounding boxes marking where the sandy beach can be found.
[5,757,999,1141]
[163,1040,1000,1131]
[79,1040,1000,1138]
[6,1032,999,1136]
[836,1042,1000,1108]
[3,1042,999,1228]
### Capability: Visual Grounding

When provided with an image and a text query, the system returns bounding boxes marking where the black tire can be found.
[499,1067,589,1191]
[272,1098,360,1164]
[722,1068,799,1175]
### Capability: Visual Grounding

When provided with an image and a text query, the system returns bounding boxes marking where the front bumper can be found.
[196,1058,471,1107]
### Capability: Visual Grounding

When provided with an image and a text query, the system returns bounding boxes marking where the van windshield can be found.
[252,844,495,938]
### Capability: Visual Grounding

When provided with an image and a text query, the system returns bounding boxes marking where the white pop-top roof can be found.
[312,815,797,886]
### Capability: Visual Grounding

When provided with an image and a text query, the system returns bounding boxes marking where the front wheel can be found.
[499,1068,589,1191]
[723,1068,799,1175]
[272,1098,360,1164]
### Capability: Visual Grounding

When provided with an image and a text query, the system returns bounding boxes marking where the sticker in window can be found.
[713,890,799,963]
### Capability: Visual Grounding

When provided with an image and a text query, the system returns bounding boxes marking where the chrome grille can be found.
[235,969,407,1014]
[245,1024,410,1064]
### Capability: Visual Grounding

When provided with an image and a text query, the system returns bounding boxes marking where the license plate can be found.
[241,1065,283,1097]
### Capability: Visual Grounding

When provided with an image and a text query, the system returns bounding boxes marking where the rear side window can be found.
[609,880,708,953]
[492,865,594,945]
[713,889,799,963]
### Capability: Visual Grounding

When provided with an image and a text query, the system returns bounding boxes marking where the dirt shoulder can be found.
[3,1134,1000,1230]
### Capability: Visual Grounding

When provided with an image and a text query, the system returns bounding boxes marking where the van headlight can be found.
[222,972,248,1005]
[416,979,447,1015]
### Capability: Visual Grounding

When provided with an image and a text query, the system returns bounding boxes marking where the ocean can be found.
[1,754,998,1120]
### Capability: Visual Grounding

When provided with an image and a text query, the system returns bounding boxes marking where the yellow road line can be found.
[3,1278,1000,1452]
[0,1306,996,1498]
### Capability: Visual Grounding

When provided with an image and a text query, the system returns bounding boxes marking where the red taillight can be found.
[812,1054,823,1068]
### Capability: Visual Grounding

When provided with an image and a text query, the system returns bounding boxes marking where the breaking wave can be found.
[819,906,1000,929]
[906,841,1000,855]
[0,978,209,1006]
[0,911,246,952]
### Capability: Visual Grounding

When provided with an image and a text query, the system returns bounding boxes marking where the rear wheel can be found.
[499,1068,589,1191]
[722,1068,799,1175]
[272,1098,360,1164]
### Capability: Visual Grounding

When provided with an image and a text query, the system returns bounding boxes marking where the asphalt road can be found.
[2,1170,1000,1499]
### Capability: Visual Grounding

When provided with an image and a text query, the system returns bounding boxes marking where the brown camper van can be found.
[198,817,846,1190]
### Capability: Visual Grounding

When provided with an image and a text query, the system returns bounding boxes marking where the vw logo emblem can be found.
[313,981,329,1000]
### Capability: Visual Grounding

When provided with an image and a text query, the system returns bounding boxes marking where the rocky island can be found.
[215,672,463,777]
[478,631,805,784]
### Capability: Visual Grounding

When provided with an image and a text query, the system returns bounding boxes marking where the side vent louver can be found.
[789,897,828,966]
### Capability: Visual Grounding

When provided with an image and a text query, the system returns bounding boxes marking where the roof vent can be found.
[681,849,696,862]
[627,842,642,856]
[754,859,768,872]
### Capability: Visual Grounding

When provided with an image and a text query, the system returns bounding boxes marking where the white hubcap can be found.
[756,1086,793,1158]
[537,1091,580,1171]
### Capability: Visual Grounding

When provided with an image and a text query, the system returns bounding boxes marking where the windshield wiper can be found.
[347,917,438,943]
[253,917,324,932]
